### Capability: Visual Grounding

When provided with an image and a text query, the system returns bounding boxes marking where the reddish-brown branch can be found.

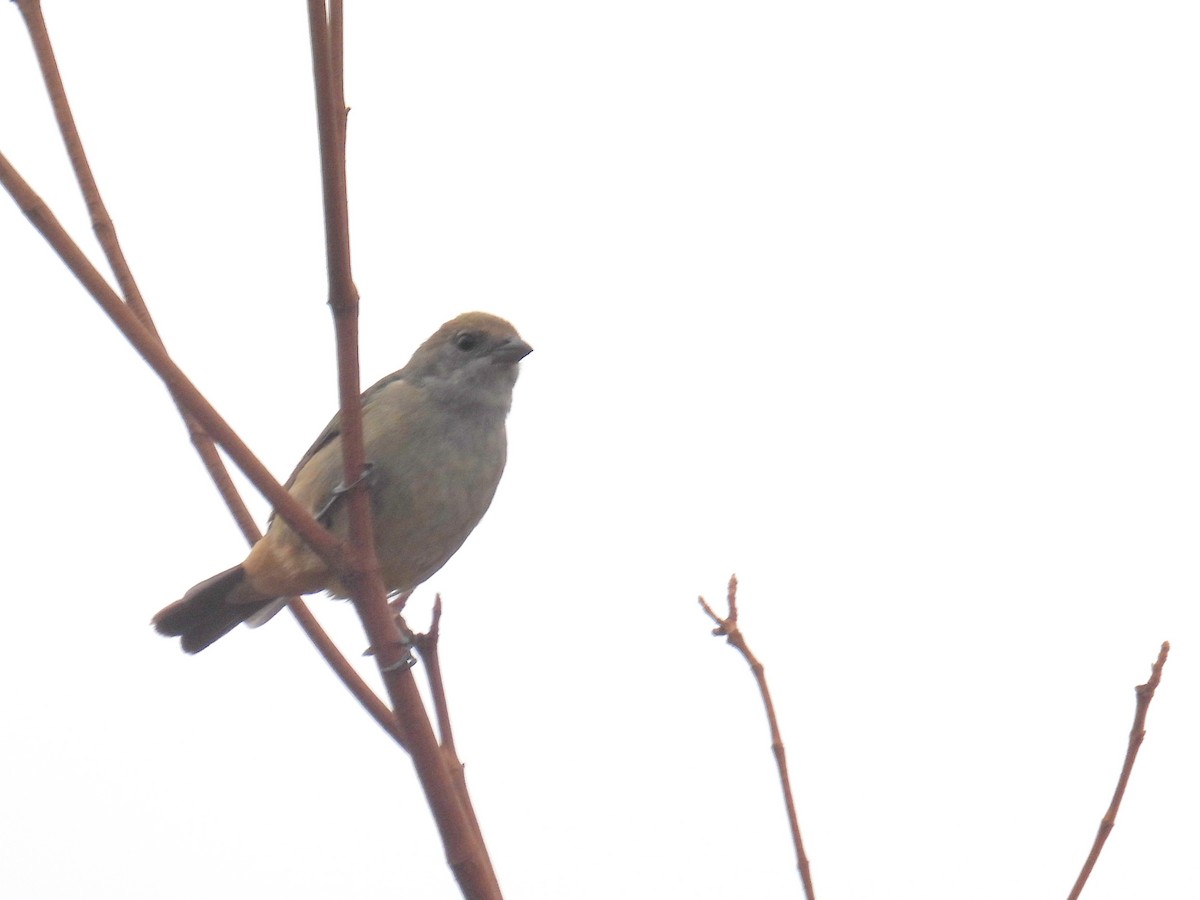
[700,575,816,900]
[6,5,498,894]
[417,597,456,755]
[305,4,500,897]
[287,598,409,748]
[305,0,375,602]
[14,0,135,301]
[413,596,501,889]
[329,0,347,145]
[1066,641,1170,900]
[9,0,404,753]
[0,154,347,578]
[1,140,411,745]
[13,0,261,542]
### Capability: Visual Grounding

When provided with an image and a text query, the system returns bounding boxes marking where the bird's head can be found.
[405,312,532,412]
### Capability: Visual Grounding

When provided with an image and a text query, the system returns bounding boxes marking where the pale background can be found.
[1,3,1197,899]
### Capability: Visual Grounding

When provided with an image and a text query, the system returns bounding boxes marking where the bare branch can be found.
[7,0,411,762]
[413,596,501,888]
[13,0,262,540]
[411,597,452,752]
[10,0,414,745]
[0,152,347,581]
[1066,641,1170,900]
[700,575,817,900]
[305,4,500,896]
[5,5,504,894]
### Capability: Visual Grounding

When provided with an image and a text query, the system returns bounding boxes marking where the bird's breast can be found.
[366,411,508,593]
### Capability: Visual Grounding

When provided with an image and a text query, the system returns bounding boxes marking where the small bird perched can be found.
[153,311,531,653]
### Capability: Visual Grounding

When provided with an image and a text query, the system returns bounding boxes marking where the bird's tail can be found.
[152,565,278,654]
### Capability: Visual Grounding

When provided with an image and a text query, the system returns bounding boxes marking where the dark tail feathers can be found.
[152,565,275,654]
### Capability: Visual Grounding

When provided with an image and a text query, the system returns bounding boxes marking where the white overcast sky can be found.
[1,3,1197,899]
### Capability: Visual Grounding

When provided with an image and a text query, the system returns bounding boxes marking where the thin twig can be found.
[0,142,405,732]
[18,0,411,751]
[14,0,137,301]
[700,575,816,900]
[288,598,409,748]
[1066,641,1170,900]
[416,596,456,755]
[414,596,501,889]
[0,151,346,577]
[13,0,260,541]
[12,0,406,743]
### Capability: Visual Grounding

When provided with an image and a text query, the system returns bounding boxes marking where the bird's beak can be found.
[492,338,533,364]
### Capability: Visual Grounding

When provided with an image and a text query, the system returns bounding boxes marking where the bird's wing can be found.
[270,369,408,518]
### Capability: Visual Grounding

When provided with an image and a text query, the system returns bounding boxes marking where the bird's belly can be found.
[366,427,506,593]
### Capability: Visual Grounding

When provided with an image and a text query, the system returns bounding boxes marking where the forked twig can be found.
[13,0,258,542]
[414,596,456,755]
[10,0,388,736]
[699,575,816,900]
[5,3,502,894]
[0,154,343,568]
[1066,641,1170,900]
[412,596,501,889]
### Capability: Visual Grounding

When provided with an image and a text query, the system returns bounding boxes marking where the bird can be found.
[153,311,531,653]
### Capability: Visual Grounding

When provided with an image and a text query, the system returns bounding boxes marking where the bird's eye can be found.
[454,331,482,352]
